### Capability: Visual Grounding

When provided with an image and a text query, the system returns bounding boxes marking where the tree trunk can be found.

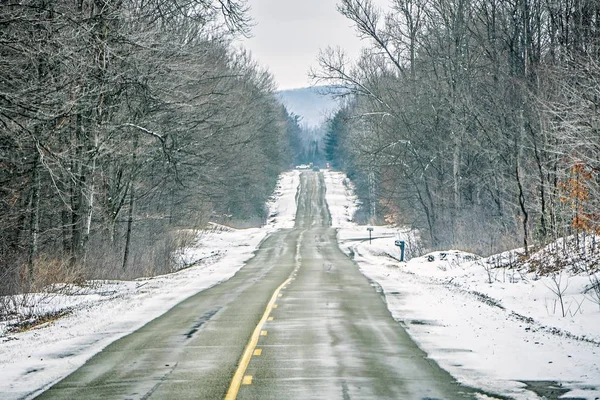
[122,137,138,271]
[27,150,41,284]
[515,127,529,255]
[71,113,85,265]
[122,181,135,271]
[62,209,71,257]
[83,134,98,259]
[453,131,461,210]
[531,125,547,238]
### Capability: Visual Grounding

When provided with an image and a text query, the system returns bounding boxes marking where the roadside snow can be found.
[323,171,358,228]
[266,170,300,229]
[0,170,300,400]
[324,170,600,400]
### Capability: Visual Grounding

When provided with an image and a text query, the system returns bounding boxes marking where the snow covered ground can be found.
[3,168,599,400]
[0,171,300,400]
[324,170,600,400]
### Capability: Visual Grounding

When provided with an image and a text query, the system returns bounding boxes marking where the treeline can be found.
[287,115,328,167]
[319,0,600,255]
[0,0,297,292]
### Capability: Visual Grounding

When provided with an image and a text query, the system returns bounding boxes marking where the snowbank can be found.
[265,170,300,229]
[324,170,600,400]
[0,170,300,400]
[323,171,358,228]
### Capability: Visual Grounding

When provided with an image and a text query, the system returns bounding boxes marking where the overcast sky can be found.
[240,0,366,90]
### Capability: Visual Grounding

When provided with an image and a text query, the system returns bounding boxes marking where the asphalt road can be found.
[37,172,475,400]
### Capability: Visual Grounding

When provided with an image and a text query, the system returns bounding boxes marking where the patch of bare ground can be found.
[6,309,71,334]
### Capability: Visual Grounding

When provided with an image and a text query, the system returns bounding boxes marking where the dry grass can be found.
[6,309,71,334]
[526,235,600,276]
[24,256,86,293]
[169,229,199,251]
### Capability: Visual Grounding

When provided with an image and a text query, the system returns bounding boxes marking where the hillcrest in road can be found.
[37,172,476,399]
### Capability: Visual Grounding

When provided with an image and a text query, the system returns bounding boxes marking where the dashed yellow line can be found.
[253,349,262,356]
[224,277,291,400]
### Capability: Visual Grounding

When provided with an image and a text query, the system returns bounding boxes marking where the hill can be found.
[276,86,341,128]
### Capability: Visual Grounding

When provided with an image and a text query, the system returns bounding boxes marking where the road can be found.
[37,172,476,400]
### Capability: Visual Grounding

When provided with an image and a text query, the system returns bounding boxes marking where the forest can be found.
[0,0,303,295]
[3,0,600,297]
[318,0,600,256]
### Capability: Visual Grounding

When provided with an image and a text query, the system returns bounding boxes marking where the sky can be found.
[240,0,367,90]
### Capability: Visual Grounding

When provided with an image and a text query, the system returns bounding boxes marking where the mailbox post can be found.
[394,240,406,262]
[367,227,374,244]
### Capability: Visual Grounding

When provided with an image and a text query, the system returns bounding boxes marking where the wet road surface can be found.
[37,172,475,399]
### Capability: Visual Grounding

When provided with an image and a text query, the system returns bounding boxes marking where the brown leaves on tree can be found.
[559,162,600,234]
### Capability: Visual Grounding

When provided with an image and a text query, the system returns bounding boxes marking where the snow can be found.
[0,170,300,400]
[265,170,300,230]
[323,171,358,228]
[324,170,600,400]
[3,167,599,400]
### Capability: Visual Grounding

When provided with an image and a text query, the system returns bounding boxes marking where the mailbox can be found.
[394,240,406,262]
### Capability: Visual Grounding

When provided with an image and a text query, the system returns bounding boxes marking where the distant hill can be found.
[276,86,341,128]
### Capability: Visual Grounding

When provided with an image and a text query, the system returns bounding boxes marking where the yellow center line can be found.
[224,277,292,400]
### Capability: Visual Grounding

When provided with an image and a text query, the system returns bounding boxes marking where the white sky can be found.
[240,0,367,90]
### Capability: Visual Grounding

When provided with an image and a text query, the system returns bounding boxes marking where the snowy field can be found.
[0,171,300,400]
[324,170,600,400]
